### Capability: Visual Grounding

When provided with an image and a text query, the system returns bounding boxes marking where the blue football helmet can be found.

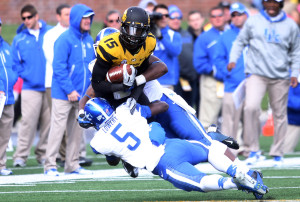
[93,27,119,56]
[84,97,115,130]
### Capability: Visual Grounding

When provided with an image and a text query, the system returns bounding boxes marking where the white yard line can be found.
[1,157,300,185]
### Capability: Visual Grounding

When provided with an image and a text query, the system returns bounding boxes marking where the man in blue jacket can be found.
[193,6,227,130]
[0,18,18,175]
[44,4,95,176]
[214,3,249,155]
[12,4,52,167]
[283,76,300,153]
[152,4,182,90]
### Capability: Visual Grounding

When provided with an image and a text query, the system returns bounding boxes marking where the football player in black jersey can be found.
[91,6,167,109]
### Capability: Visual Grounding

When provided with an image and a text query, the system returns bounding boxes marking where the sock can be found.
[199,175,237,192]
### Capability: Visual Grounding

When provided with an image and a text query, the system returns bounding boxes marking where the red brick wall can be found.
[0,0,221,24]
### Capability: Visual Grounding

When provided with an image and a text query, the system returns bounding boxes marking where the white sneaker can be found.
[68,167,93,175]
[272,156,283,167]
[245,151,266,165]
[44,168,60,176]
[13,159,26,167]
[0,168,13,175]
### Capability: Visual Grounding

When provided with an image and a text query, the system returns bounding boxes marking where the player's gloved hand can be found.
[77,109,94,129]
[125,97,136,115]
[123,65,137,88]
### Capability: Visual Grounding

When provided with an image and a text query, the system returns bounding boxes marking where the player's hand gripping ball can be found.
[106,64,136,86]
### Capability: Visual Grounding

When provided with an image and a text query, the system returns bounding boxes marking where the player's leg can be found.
[158,95,238,149]
[153,139,237,192]
[207,140,269,198]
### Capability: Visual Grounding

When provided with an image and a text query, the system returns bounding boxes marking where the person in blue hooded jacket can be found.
[283,77,300,153]
[214,3,249,155]
[11,4,52,168]
[152,4,182,90]
[44,4,95,176]
[0,17,18,175]
[193,6,227,130]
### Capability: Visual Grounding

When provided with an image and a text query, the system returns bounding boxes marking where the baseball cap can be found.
[230,2,249,16]
[168,5,183,19]
[83,11,95,18]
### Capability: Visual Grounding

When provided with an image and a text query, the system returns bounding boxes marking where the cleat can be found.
[122,160,139,178]
[234,169,268,199]
[207,124,239,150]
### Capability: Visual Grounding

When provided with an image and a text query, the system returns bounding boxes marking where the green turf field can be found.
[1,136,300,201]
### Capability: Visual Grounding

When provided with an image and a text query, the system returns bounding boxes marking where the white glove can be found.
[123,64,137,87]
[125,97,137,115]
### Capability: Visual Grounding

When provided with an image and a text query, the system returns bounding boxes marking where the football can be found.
[106,64,134,83]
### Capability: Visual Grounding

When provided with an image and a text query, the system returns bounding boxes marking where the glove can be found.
[77,110,94,129]
[125,97,137,115]
[123,65,137,88]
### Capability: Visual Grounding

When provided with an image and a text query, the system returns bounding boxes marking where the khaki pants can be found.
[283,124,300,153]
[243,75,289,157]
[199,75,223,130]
[44,99,83,173]
[13,90,50,162]
[46,88,86,160]
[221,92,243,139]
[0,105,14,169]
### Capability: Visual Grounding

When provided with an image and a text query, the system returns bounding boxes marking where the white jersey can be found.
[90,104,165,171]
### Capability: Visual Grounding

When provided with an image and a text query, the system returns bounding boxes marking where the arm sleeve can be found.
[52,38,74,95]
[229,20,251,63]
[160,29,182,57]
[193,35,213,74]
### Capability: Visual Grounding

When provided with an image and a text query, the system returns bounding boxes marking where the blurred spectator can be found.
[153,4,182,90]
[283,75,300,153]
[138,0,157,12]
[168,5,198,110]
[12,4,52,167]
[193,6,227,130]
[44,4,95,176]
[187,10,205,115]
[0,17,18,175]
[228,0,300,166]
[219,1,232,28]
[283,2,300,27]
[214,2,249,155]
[103,10,121,30]
[43,4,70,108]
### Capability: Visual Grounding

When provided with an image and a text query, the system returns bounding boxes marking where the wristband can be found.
[84,94,91,99]
[135,75,146,86]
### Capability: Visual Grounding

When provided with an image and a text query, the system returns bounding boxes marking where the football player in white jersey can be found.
[84,97,268,199]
